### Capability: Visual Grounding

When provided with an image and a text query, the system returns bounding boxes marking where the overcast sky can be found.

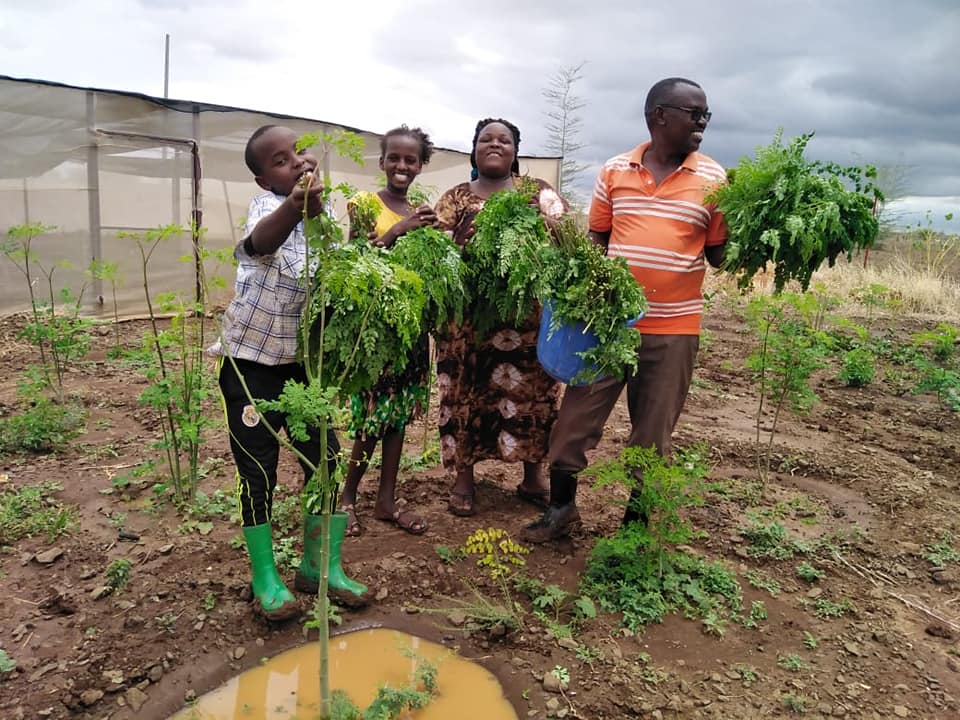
[1,0,957,229]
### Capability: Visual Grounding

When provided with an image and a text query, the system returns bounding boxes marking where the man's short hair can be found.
[644,78,702,115]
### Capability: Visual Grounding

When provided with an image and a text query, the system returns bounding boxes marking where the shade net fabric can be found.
[0,76,560,318]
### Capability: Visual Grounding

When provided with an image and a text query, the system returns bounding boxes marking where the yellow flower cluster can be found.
[463,528,530,579]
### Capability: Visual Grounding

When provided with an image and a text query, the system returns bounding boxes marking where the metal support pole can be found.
[86,91,103,312]
[93,128,203,308]
[191,109,203,307]
[164,34,170,98]
[22,178,30,224]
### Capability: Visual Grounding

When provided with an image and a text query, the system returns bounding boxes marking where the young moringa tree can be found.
[542,61,589,205]
[224,129,462,719]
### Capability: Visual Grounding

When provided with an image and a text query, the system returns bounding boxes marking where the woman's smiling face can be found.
[474,122,516,179]
[380,134,424,193]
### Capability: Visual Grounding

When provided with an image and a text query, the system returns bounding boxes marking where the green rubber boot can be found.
[243,524,300,621]
[295,511,372,608]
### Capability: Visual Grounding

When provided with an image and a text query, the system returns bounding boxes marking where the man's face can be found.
[655,84,710,155]
[252,127,316,196]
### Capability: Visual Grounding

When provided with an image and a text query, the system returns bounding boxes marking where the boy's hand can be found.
[293,170,324,217]
[289,180,325,218]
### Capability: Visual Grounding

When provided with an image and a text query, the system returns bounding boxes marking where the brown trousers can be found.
[548,334,700,475]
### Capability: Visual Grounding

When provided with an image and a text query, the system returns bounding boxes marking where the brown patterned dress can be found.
[433,178,566,471]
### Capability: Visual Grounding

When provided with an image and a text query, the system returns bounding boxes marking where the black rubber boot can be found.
[549,467,578,507]
[520,469,580,543]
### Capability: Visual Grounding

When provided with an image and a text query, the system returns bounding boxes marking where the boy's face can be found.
[252,126,317,196]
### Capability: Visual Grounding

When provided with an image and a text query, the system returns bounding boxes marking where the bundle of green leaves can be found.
[307,244,426,398]
[709,131,882,291]
[541,218,648,382]
[389,226,468,332]
[467,179,552,334]
[347,192,382,244]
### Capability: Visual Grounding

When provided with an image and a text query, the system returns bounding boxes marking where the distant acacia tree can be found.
[873,161,910,236]
[542,62,589,205]
[850,153,909,238]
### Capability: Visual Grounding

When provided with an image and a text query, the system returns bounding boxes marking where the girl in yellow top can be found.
[340,125,437,536]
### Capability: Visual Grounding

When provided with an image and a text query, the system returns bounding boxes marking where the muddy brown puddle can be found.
[170,628,518,719]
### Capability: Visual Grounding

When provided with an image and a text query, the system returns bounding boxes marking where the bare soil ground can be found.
[1,299,959,720]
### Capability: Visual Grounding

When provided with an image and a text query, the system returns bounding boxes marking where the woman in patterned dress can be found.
[434,118,567,516]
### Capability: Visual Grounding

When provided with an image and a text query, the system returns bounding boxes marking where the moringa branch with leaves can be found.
[220,128,463,720]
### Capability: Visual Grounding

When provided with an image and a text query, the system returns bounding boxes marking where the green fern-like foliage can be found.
[389,226,468,332]
[258,380,341,444]
[709,131,882,291]
[307,244,426,398]
[467,183,551,334]
[330,657,439,720]
[541,218,648,382]
[581,445,742,629]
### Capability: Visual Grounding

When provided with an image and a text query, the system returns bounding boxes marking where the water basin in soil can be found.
[170,627,518,720]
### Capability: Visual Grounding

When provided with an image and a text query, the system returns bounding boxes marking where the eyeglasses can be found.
[658,104,712,123]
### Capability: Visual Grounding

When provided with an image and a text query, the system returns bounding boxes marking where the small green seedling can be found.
[783,693,809,714]
[796,562,823,583]
[0,649,16,674]
[777,654,806,672]
[105,558,131,591]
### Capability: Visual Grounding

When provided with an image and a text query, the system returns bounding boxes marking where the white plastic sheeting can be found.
[0,76,560,318]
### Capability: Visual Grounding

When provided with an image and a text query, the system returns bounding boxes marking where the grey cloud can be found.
[372,0,958,203]
[137,0,230,9]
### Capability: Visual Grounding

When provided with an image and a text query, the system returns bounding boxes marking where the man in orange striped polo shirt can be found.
[522,77,727,543]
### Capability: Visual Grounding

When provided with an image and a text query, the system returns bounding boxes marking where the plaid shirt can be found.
[216,192,307,365]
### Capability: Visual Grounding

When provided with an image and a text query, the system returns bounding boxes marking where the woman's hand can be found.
[531,185,566,237]
[374,205,438,248]
[452,211,477,247]
[399,205,437,235]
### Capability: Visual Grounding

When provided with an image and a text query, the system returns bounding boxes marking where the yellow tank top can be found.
[351,191,406,240]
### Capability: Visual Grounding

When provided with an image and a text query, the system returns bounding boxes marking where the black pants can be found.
[219,358,340,527]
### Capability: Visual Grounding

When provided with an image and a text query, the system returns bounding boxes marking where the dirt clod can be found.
[34,548,63,565]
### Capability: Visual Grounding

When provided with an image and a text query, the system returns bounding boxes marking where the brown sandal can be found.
[376,508,428,535]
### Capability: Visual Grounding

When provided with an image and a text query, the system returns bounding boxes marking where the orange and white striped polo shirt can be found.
[589,142,727,335]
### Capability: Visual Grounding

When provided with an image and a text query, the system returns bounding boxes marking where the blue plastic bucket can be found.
[537,300,641,386]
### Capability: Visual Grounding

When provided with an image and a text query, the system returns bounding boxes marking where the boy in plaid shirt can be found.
[215,125,370,620]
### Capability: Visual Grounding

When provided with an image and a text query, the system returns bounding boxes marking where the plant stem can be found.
[755,312,772,487]
[335,300,378,388]
[421,340,435,454]
[138,237,183,497]
[111,280,121,355]
[317,460,332,720]
[767,387,788,479]
[220,352,318,473]
[19,233,54,390]
[44,267,65,402]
